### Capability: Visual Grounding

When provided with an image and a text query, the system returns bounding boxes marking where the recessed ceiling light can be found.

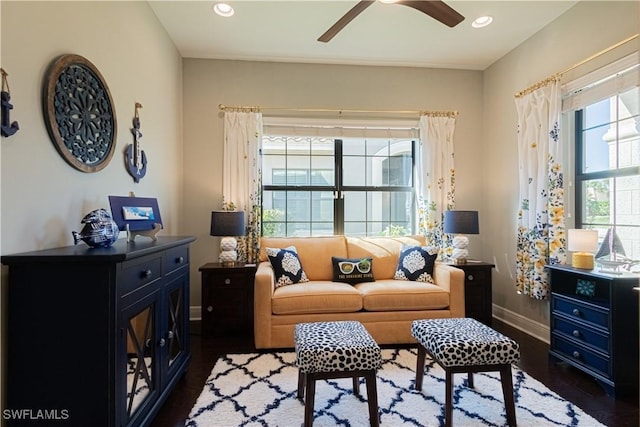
[213,3,234,17]
[472,15,493,28]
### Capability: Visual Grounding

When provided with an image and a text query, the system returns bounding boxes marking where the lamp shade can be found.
[210,211,245,237]
[443,210,479,235]
[567,229,598,252]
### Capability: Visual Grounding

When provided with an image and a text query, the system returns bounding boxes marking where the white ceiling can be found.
[149,0,579,71]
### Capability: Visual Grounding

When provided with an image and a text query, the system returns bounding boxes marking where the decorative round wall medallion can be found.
[43,54,117,173]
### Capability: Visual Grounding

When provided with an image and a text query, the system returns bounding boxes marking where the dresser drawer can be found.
[552,315,610,353]
[164,245,189,275]
[119,255,163,297]
[552,293,609,329]
[552,335,611,378]
[211,272,248,288]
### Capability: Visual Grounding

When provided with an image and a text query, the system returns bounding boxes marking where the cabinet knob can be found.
[159,338,166,347]
[572,308,580,316]
[572,330,581,338]
[167,331,174,340]
[176,256,185,264]
[224,278,231,285]
[207,305,213,312]
[467,274,474,281]
[572,350,581,359]
[142,269,152,278]
[145,338,152,348]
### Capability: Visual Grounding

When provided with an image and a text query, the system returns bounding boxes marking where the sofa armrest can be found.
[433,262,466,317]
[254,261,275,348]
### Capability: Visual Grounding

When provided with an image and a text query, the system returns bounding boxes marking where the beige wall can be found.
[482,0,639,340]
[182,59,484,307]
[0,0,183,409]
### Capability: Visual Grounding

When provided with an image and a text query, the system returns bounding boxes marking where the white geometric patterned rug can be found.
[186,348,604,426]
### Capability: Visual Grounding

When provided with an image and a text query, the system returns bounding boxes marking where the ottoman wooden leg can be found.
[364,370,380,427]
[304,374,317,427]
[353,376,361,396]
[445,368,453,427]
[298,370,307,400]
[415,344,426,391]
[500,364,517,427]
[467,372,474,388]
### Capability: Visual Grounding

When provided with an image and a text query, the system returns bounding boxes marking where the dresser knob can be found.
[142,269,152,278]
[572,350,581,359]
[467,274,474,281]
[572,308,580,316]
[176,256,185,264]
[572,330,580,338]
[207,305,213,312]
[225,278,231,285]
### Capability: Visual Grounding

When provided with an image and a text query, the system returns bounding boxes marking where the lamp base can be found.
[572,252,594,270]
[219,236,238,266]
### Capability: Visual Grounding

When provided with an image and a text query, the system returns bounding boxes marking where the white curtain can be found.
[515,79,566,299]
[416,115,456,256]
[222,111,263,263]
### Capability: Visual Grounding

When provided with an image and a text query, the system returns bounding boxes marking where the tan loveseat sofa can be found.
[254,235,465,349]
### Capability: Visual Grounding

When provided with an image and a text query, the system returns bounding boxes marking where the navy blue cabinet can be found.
[2,236,195,426]
[547,264,639,397]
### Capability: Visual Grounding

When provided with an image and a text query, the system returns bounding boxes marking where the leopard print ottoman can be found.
[411,318,520,427]
[411,317,520,367]
[294,321,382,374]
[294,321,381,427]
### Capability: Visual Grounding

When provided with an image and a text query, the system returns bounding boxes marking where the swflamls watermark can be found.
[2,409,69,421]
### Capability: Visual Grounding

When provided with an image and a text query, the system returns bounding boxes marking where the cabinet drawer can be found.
[164,245,189,275]
[211,272,248,288]
[464,269,488,284]
[552,315,610,353]
[552,335,611,378]
[552,293,609,329]
[120,256,162,297]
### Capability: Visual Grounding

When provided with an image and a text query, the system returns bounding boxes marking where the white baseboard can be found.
[190,306,201,321]
[492,303,550,344]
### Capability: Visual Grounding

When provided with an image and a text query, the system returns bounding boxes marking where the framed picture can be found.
[108,195,163,232]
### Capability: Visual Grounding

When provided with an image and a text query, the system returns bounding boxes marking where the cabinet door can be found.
[119,289,161,427]
[162,271,190,383]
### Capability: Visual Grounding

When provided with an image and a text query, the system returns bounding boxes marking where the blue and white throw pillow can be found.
[266,246,309,288]
[394,245,438,283]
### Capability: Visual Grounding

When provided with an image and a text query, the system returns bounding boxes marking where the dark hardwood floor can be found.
[150,319,639,427]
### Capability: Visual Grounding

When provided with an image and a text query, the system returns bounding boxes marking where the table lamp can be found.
[210,210,245,265]
[568,229,598,269]
[444,210,479,265]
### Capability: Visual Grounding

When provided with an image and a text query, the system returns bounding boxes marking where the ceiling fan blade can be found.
[318,1,375,43]
[398,0,465,27]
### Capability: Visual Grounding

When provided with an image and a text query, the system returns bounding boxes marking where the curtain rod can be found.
[218,103,458,118]
[514,33,638,98]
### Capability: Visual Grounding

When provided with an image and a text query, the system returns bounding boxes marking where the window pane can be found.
[344,221,366,236]
[580,179,611,225]
[618,120,639,168]
[366,139,388,156]
[311,191,334,222]
[615,175,640,226]
[581,125,611,173]
[619,86,639,120]
[584,98,611,129]
[343,138,365,155]
[344,192,366,222]
[343,156,366,186]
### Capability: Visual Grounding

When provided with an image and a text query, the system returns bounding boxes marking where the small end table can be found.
[451,261,494,326]
[199,262,257,337]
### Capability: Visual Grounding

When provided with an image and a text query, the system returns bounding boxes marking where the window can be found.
[573,86,639,261]
[262,135,415,237]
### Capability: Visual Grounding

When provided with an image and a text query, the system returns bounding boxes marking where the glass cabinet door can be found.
[164,274,189,378]
[121,297,158,426]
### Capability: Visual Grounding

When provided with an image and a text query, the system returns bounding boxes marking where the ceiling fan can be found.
[318,0,465,43]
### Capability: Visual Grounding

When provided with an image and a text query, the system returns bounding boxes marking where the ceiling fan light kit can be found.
[318,0,465,43]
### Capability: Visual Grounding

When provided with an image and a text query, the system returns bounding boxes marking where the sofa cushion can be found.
[345,236,427,280]
[394,244,438,283]
[260,236,348,281]
[331,256,375,284]
[355,280,449,311]
[266,246,309,288]
[272,281,363,315]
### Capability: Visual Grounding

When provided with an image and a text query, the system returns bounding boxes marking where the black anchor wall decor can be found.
[125,102,148,183]
[1,68,20,137]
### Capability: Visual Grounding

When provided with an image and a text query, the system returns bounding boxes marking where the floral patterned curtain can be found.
[416,115,456,257]
[515,78,566,299]
[222,111,263,263]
